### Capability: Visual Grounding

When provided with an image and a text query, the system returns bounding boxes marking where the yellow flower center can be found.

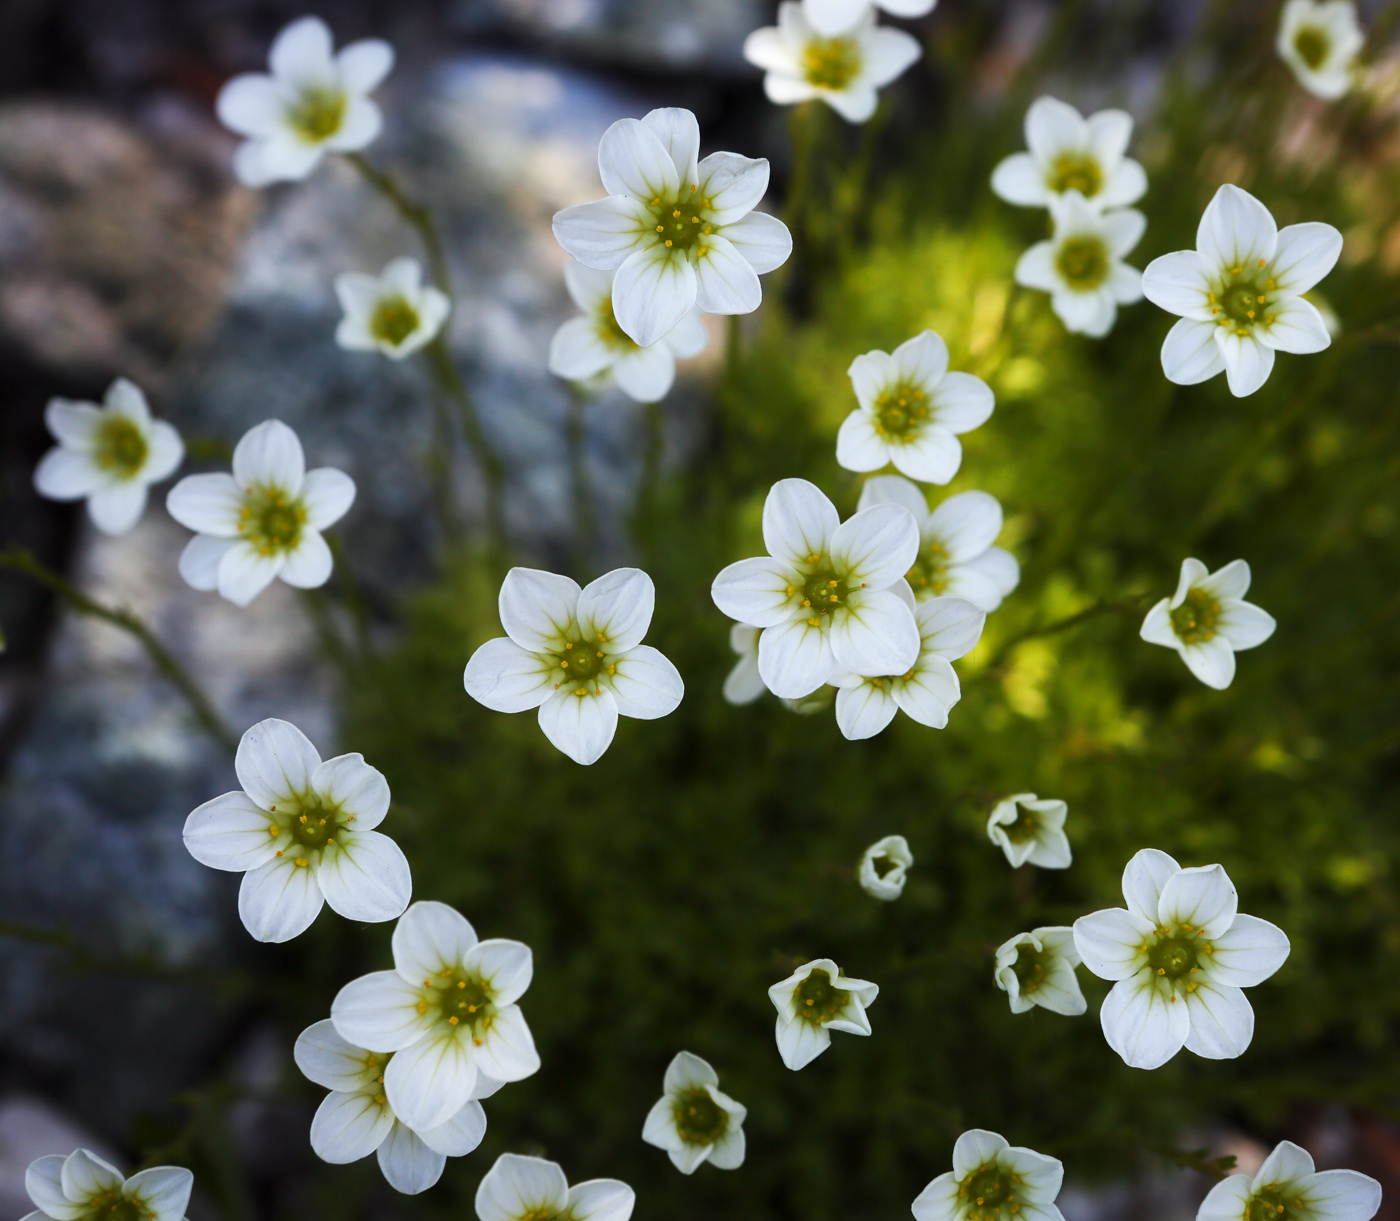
[1293,24,1331,71]
[93,416,149,478]
[802,36,863,90]
[1047,151,1104,198]
[369,295,421,347]
[1169,587,1220,644]
[287,87,346,141]
[1054,235,1109,290]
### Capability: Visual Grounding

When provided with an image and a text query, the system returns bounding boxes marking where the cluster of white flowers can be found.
[1277,1,1364,99]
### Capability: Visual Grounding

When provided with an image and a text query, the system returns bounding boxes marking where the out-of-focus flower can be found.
[912,1130,1066,1221]
[1140,559,1276,690]
[1198,1140,1382,1221]
[166,419,356,606]
[184,718,411,943]
[642,1052,747,1174]
[1278,1,1364,100]
[830,593,984,740]
[994,928,1086,1016]
[23,1150,193,1221]
[552,108,791,347]
[34,378,183,536]
[331,901,540,1132]
[722,622,766,705]
[217,16,393,187]
[335,258,450,360]
[1142,184,1342,397]
[1074,849,1291,1069]
[802,0,937,37]
[710,478,920,700]
[463,567,684,766]
[836,330,994,484]
[769,958,879,1070]
[743,3,921,124]
[991,96,1147,212]
[986,793,1071,869]
[858,477,1019,610]
[295,1019,492,1195]
[476,1154,635,1221]
[548,263,708,403]
[1015,191,1145,337]
[859,834,913,900]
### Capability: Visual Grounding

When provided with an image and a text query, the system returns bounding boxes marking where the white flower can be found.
[335,258,450,360]
[641,1052,747,1174]
[768,958,879,1070]
[743,3,922,124]
[722,622,766,705]
[476,1154,635,1221]
[23,1149,193,1221]
[836,330,995,484]
[859,834,913,900]
[464,567,684,766]
[912,1130,1066,1221]
[994,927,1086,1016]
[166,419,356,607]
[1140,559,1276,690]
[1141,184,1342,397]
[552,107,792,347]
[991,95,1147,212]
[858,476,1019,611]
[548,262,708,403]
[216,16,393,187]
[831,593,985,740]
[331,900,540,1131]
[1198,1141,1381,1221]
[1073,848,1291,1070]
[1278,1,1364,100]
[183,718,411,943]
[986,794,1071,869]
[801,0,936,37]
[710,478,921,700]
[1014,191,1145,337]
[294,1019,492,1195]
[33,378,184,536]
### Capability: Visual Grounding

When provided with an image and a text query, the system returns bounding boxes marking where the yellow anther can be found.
[1257,257,1266,266]
[801,599,811,607]
[276,850,284,857]
[326,836,334,844]
[808,617,820,626]
[299,814,307,823]
[785,584,795,596]
[665,239,672,247]
[295,857,308,867]
[672,209,680,217]
[655,225,664,232]
[808,552,820,562]
[468,1003,478,1012]
[375,1094,386,1105]
[565,641,573,649]
[458,980,466,988]
[268,825,278,836]
[417,1001,428,1014]
[828,579,837,586]
[1256,295,1265,303]
[449,1016,459,1025]
[473,1037,483,1046]
[805,998,814,1005]
[829,594,838,602]
[1231,265,1242,274]
[1247,310,1255,319]
[607,664,616,674]
[575,688,586,697]
[691,216,699,223]
[1158,967,1166,975]
[596,650,603,657]
[1207,292,1216,302]
[1266,278,1276,289]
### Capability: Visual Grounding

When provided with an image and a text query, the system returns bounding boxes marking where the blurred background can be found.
[1,1,1399,1219]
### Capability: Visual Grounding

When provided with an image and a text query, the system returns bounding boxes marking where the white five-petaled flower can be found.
[548,263,709,403]
[464,567,684,766]
[986,793,1071,870]
[1014,191,1145,337]
[642,1052,747,1174]
[1141,184,1342,397]
[23,1149,193,1221]
[994,927,1086,1016]
[1278,1,1364,100]
[166,419,356,607]
[476,1154,635,1221]
[859,833,913,900]
[836,330,995,484]
[1198,1141,1382,1221]
[991,95,1147,212]
[831,592,985,740]
[216,16,393,187]
[1073,848,1291,1070]
[802,0,937,37]
[33,378,184,537]
[743,3,922,125]
[710,477,921,700]
[331,900,540,1132]
[551,107,792,348]
[722,622,766,705]
[912,1130,1066,1221]
[1140,559,1276,690]
[335,258,450,360]
[295,1019,492,1195]
[183,718,411,943]
[858,476,1019,611]
[768,958,879,1070]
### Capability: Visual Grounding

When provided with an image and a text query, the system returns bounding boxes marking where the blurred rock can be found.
[0,1095,118,1219]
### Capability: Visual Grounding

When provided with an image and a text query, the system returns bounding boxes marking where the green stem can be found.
[425,335,507,548]
[344,152,451,295]
[567,389,596,579]
[780,101,825,283]
[635,400,665,568]
[0,547,238,753]
[324,529,373,656]
[986,596,1150,671]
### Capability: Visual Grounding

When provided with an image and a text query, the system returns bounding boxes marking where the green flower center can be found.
[672,1087,728,1145]
[1169,587,1220,644]
[1001,806,1040,844]
[802,36,862,90]
[1293,24,1330,71]
[792,967,850,1026]
[908,540,950,594]
[959,1163,1020,1221]
[369,295,421,347]
[791,564,852,628]
[94,416,149,478]
[1210,268,1279,337]
[433,971,495,1030]
[596,296,638,352]
[287,87,347,141]
[555,636,617,699]
[873,379,932,441]
[647,186,716,256]
[238,485,308,556]
[1047,151,1104,198]
[263,792,356,868]
[1247,1187,1308,1221]
[81,1193,146,1221]
[871,853,901,879]
[1054,235,1109,290]
[1147,934,1200,980]
[1011,943,1046,995]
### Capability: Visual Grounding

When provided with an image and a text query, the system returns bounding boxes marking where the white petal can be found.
[836,410,892,473]
[611,344,675,402]
[1100,157,1148,208]
[318,830,412,924]
[598,117,682,201]
[279,530,333,590]
[384,1032,476,1131]
[857,473,926,519]
[834,683,898,740]
[1141,250,1216,320]
[1053,287,1117,338]
[238,854,325,942]
[664,1050,719,1092]
[1219,329,1277,396]
[711,556,803,629]
[1102,208,1146,258]
[1182,979,1254,1059]
[930,371,995,434]
[743,24,799,73]
[165,471,242,535]
[376,1122,446,1195]
[177,535,232,592]
[337,39,394,93]
[1073,908,1153,980]
[857,26,921,89]
[831,502,920,587]
[270,16,335,85]
[1158,864,1238,938]
[917,596,985,660]
[550,317,616,382]
[1198,1175,1254,1221]
[183,790,278,872]
[847,348,900,411]
[466,937,534,1006]
[301,468,356,530]
[567,1179,637,1221]
[1100,976,1189,1069]
[415,1100,487,1157]
[233,133,324,186]
[890,427,963,484]
[34,448,102,500]
[613,247,698,348]
[310,1090,393,1163]
[1027,827,1073,869]
[952,1129,1010,1178]
[911,1172,960,1221]
[698,151,770,225]
[723,650,767,705]
[123,1167,193,1221]
[552,197,650,270]
[758,616,834,699]
[991,153,1049,207]
[1121,848,1181,921]
[763,477,840,566]
[775,1014,832,1068]
[1025,95,1087,162]
[828,589,920,676]
[232,419,304,491]
[1161,317,1228,385]
[1179,635,1238,689]
[1305,1170,1384,1221]
[393,900,477,981]
[1259,296,1330,354]
[538,690,619,765]
[310,753,389,829]
[236,717,321,808]
[26,1155,83,1221]
[823,86,880,124]
[1085,107,1131,167]
[1269,221,1343,295]
[803,0,867,36]
[662,309,709,359]
[957,547,1019,603]
[928,491,1002,562]
[577,567,654,652]
[476,1153,570,1221]
[1140,599,1176,648]
[563,260,614,312]
[498,567,581,652]
[1015,241,1059,292]
[607,645,684,720]
[295,1019,380,1091]
[323,95,382,152]
[473,1004,541,1082]
[331,969,432,1051]
[143,420,184,482]
[1208,914,1290,987]
[705,1123,746,1169]
[890,655,960,727]
[1197,184,1278,272]
[61,1150,124,1204]
[764,71,822,107]
[216,540,284,607]
[720,211,792,275]
[641,107,701,184]
[465,637,554,713]
[86,484,150,542]
[216,74,285,136]
[693,235,762,315]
